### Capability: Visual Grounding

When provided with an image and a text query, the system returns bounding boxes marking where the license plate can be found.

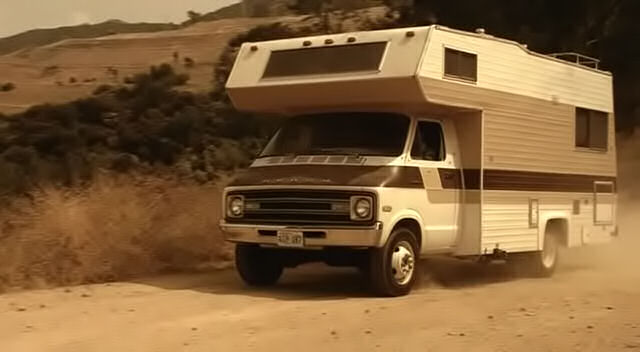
[277,230,304,248]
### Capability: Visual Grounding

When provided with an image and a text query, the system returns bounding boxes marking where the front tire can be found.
[235,244,283,286]
[369,227,419,297]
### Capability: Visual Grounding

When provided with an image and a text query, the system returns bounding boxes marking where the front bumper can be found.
[219,221,384,248]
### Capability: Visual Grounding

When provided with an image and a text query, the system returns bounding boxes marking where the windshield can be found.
[260,112,410,158]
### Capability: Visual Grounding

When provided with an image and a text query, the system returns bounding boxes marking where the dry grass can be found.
[0,174,232,292]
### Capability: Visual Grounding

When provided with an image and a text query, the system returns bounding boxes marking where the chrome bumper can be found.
[219,221,384,248]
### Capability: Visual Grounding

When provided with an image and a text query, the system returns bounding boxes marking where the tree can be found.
[288,0,335,33]
[187,10,202,22]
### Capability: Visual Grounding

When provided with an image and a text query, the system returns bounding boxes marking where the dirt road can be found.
[1,207,639,352]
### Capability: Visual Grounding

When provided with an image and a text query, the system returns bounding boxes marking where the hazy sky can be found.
[0,0,239,38]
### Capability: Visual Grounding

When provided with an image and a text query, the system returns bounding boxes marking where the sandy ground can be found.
[0,202,638,352]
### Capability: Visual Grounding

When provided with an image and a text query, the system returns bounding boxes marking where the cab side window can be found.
[411,121,445,161]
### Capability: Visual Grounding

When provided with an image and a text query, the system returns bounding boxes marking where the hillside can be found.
[0,20,180,56]
[181,3,245,26]
[0,17,288,115]
[0,3,249,57]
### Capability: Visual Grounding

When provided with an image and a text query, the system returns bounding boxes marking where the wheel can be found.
[511,230,559,277]
[235,244,283,286]
[369,227,419,297]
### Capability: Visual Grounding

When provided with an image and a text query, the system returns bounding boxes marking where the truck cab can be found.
[222,111,460,295]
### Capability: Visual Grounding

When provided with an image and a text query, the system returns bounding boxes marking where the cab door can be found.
[407,118,461,252]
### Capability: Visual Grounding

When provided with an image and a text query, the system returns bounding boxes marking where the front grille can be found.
[227,190,375,226]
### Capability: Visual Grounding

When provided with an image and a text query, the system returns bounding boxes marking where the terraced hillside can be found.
[0,17,284,115]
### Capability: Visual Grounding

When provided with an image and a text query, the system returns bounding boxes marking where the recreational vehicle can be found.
[220,25,618,296]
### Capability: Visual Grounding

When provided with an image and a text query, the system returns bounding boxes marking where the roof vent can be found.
[475,28,486,35]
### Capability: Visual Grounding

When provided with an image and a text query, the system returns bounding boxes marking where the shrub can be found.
[111,153,140,172]
[0,59,267,196]
[106,67,119,77]
[184,57,195,68]
[41,65,60,77]
[93,84,113,95]
[69,77,77,84]
[205,138,253,170]
[0,82,16,92]
[2,145,37,165]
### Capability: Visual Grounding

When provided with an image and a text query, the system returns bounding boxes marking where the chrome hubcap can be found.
[391,241,415,285]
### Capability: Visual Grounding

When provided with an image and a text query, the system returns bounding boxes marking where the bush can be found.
[93,84,113,95]
[69,77,77,84]
[204,138,253,171]
[41,65,60,77]
[0,57,272,196]
[184,57,195,68]
[2,145,37,165]
[1,82,15,92]
[106,67,119,77]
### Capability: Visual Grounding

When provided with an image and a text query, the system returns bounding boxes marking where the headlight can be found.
[227,196,244,218]
[351,196,373,221]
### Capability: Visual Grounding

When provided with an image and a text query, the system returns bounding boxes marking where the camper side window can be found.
[411,121,445,161]
[575,108,608,150]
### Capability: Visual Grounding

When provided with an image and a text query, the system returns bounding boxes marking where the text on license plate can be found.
[277,231,304,247]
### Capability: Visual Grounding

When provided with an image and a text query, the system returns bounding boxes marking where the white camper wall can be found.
[418,27,617,254]
[419,26,613,113]
[419,26,616,175]
[451,112,483,256]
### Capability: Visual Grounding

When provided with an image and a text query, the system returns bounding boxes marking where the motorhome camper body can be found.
[221,25,617,296]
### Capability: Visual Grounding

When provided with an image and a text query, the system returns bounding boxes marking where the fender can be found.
[538,211,570,250]
[382,209,425,249]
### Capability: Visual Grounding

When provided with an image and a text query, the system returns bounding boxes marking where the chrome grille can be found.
[227,190,374,226]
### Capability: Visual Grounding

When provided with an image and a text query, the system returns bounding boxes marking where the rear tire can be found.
[369,227,419,297]
[511,230,559,277]
[235,244,283,286]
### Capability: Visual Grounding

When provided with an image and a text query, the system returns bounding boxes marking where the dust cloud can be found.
[560,134,640,278]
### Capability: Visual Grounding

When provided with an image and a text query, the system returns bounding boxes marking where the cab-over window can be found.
[444,48,478,82]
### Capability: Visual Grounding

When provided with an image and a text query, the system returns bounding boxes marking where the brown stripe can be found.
[595,182,615,193]
[438,168,463,189]
[229,165,424,188]
[462,169,481,190]
[483,169,616,193]
[230,165,616,193]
